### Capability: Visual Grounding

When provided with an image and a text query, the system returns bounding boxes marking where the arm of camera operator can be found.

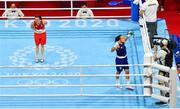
[154,45,158,61]
[154,45,164,61]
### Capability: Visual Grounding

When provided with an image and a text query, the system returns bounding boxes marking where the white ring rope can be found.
[0,74,146,78]
[0,64,151,68]
[0,64,176,107]
[0,84,151,88]
[0,94,150,97]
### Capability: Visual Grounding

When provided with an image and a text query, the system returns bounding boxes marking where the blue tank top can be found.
[116,43,127,56]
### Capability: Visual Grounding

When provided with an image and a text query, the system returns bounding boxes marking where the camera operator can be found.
[153,39,173,105]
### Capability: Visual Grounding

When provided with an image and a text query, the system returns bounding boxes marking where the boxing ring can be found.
[0,0,178,108]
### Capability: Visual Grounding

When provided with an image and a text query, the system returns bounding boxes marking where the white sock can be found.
[35,57,39,60]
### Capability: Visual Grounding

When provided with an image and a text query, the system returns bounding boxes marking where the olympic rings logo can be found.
[8,45,78,88]
[9,45,78,70]
[16,78,69,89]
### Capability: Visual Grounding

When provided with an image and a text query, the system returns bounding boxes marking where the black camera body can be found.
[153,39,162,46]
[153,37,178,50]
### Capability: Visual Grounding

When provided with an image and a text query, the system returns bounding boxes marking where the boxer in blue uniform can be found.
[111,34,134,90]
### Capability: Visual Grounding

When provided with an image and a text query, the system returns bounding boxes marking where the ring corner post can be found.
[144,53,153,96]
[169,67,177,108]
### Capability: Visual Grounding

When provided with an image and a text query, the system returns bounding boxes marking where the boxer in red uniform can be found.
[31,16,47,63]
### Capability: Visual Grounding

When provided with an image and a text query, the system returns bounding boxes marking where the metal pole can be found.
[70,0,73,17]
[4,0,7,9]
[4,0,7,17]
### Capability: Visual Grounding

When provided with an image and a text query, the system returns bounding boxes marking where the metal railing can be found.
[0,0,131,19]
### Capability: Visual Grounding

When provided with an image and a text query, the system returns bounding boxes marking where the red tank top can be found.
[33,20,45,30]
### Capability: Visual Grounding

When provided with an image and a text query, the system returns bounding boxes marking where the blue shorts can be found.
[115,57,129,73]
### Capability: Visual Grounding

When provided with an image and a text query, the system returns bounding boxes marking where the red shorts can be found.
[34,32,46,46]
